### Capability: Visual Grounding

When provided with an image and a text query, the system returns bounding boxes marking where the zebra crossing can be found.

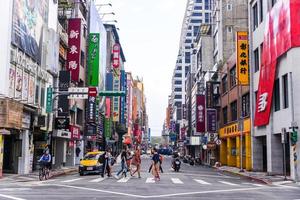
[53,176,268,188]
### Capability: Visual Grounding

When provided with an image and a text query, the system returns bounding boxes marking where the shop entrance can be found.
[262,136,267,172]
[3,133,22,174]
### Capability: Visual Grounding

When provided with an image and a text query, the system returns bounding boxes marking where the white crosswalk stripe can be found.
[61,178,83,183]
[89,177,106,183]
[194,179,212,185]
[146,177,155,183]
[242,183,264,187]
[218,181,238,186]
[171,178,183,184]
[117,177,130,183]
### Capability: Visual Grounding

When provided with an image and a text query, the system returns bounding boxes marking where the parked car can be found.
[79,151,105,176]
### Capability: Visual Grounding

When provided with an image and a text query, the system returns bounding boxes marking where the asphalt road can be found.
[0,156,299,200]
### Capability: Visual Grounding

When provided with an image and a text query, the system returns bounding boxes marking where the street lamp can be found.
[103,20,118,24]
[203,70,245,172]
[100,12,115,19]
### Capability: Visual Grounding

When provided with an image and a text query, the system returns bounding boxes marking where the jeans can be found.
[116,161,127,176]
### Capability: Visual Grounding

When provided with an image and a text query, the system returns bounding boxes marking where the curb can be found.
[50,168,78,179]
[213,167,271,185]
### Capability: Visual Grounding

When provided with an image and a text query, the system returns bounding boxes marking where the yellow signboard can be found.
[236,31,249,85]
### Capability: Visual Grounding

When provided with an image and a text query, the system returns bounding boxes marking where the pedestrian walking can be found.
[151,148,160,181]
[115,145,128,178]
[102,147,112,177]
[131,145,141,178]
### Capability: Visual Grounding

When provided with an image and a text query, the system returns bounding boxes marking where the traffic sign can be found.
[68,87,89,99]
[216,139,222,145]
[98,91,126,97]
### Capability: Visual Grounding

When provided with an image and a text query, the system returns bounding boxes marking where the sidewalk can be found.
[1,166,78,182]
[214,165,294,185]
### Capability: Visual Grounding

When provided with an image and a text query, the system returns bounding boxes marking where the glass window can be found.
[223,106,228,125]
[194,6,203,10]
[282,74,289,109]
[175,73,181,78]
[185,52,191,63]
[40,84,45,108]
[185,39,192,43]
[252,3,258,31]
[174,88,182,92]
[227,4,232,11]
[175,95,182,99]
[230,101,237,121]
[242,93,250,117]
[175,80,182,85]
[274,79,280,111]
[254,48,259,72]
[230,65,236,87]
[186,32,192,37]
[205,0,210,9]
[35,79,40,105]
[222,75,228,93]
[196,0,202,3]
[185,66,190,73]
[177,66,182,70]
[227,26,232,33]
[190,19,202,24]
[192,13,202,16]
[205,13,210,23]
[259,0,263,23]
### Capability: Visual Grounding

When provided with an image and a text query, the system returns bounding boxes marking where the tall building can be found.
[249,0,300,181]
[169,0,212,147]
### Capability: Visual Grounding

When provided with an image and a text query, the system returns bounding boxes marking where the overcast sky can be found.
[97,0,187,136]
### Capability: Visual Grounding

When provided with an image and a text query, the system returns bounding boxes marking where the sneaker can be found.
[114,175,119,179]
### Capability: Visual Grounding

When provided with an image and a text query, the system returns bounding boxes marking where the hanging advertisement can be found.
[9,66,16,98]
[88,33,100,86]
[87,96,96,124]
[236,31,249,85]
[67,18,81,82]
[207,109,217,133]
[28,74,35,104]
[22,71,29,102]
[15,67,23,99]
[11,0,48,63]
[112,75,120,122]
[105,98,111,118]
[70,125,80,140]
[112,43,120,69]
[59,71,70,91]
[104,117,112,138]
[254,0,300,126]
[196,95,206,134]
[206,81,213,108]
[120,70,126,124]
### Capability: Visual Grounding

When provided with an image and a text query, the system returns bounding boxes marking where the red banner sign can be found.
[105,98,111,118]
[196,95,206,133]
[112,44,120,68]
[67,18,81,82]
[254,0,300,126]
[69,125,80,140]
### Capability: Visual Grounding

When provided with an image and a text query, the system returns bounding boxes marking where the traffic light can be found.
[291,129,298,146]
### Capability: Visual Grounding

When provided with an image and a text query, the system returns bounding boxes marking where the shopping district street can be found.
[0,156,299,200]
[1,0,300,199]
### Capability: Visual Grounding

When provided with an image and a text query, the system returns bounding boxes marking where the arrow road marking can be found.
[218,181,238,186]
[194,179,211,185]
[146,177,155,183]
[89,177,106,183]
[117,177,130,183]
[171,178,183,184]
[61,178,83,183]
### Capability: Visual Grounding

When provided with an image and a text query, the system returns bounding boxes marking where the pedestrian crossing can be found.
[55,176,268,188]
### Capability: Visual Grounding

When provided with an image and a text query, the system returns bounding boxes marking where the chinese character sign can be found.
[207,109,217,133]
[196,95,206,133]
[88,33,100,86]
[112,75,120,122]
[67,18,81,82]
[236,31,249,85]
[254,0,300,126]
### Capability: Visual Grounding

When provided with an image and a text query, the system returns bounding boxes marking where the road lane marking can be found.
[89,177,106,183]
[145,178,155,183]
[49,183,271,198]
[61,178,83,183]
[117,177,130,183]
[194,179,211,185]
[171,178,183,184]
[0,194,26,200]
[218,181,238,186]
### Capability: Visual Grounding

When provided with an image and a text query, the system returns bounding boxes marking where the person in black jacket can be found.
[115,145,128,178]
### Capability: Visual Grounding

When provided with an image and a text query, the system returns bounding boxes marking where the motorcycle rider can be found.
[172,151,181,171]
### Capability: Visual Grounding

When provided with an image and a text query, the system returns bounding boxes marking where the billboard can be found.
[11,0,48,63]
[254,0,300,126]
[207,109,217,133]
[236,31,249,85]
[196,95,206,133]
[67,18,81,82]
[88,33,100,86]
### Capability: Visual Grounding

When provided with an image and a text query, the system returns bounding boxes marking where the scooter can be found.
[172,158,181,172]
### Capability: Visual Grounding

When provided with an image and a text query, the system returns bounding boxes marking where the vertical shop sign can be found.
[120,70,126,124]
[46,87,53,113]
[255,0,300,126]
[22,72,29,102]
[112,75,120,122]
[15,67,23,99]
[112,44,120,68]
[88,33,100,86]
[28,74,35,104]
[87,87,97,123]
[236,31,249,85]
[104,117,112,138]
[196,95,206,133]
[67,18,81,82]
[207,109,217,133]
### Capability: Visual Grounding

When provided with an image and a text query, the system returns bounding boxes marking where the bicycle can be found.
[39,162,50,181]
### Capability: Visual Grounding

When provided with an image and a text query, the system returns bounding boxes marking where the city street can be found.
[0,156,299,200]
